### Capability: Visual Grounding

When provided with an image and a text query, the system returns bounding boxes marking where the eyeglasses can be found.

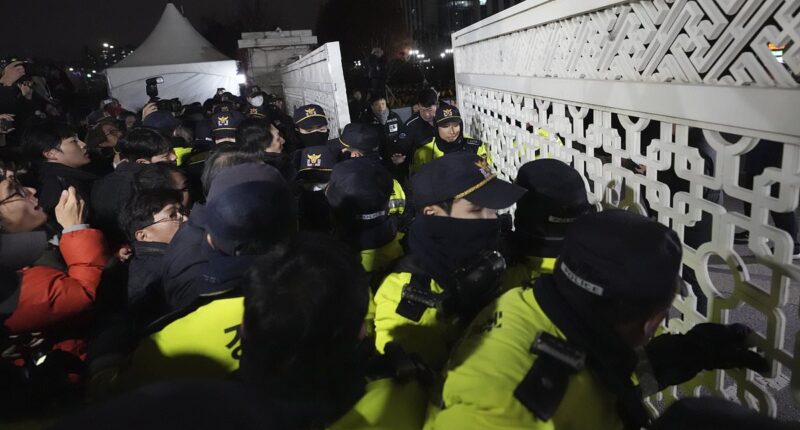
[0,177,28,206]
[142,207,187,229]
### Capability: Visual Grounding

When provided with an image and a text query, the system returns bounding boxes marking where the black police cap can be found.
[326,158,393,218]
[298,145,337,175]
[514,159,591,237]
[411,152,526,210]
[553,209,682,303]
[293,104,328,129]
[435,104,462,126]
[245,105,268,119]
[204,164,292,260]
[339,123,380,153]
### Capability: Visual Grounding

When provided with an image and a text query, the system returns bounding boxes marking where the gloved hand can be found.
[644,323,770,389]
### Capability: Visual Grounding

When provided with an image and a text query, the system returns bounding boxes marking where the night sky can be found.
[1,0,324,62]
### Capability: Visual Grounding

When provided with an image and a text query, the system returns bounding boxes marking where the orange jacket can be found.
[4,228,106,355]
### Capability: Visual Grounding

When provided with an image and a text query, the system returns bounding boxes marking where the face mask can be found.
[299,130,329,148]
[377,110,390,124]
[407,215,501,285]
[250,96,264,107]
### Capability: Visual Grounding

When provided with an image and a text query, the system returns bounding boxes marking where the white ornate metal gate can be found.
[452,0,800,418]
[281,42,351,138]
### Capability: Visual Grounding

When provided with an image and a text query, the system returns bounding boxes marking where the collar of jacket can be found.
[113,159,146,174]
[133,240,169,256]
[38,161,99,182]
[188,203,207,230]
[336,215,398,251]
[434,135,465,154]
[510,230,564,259]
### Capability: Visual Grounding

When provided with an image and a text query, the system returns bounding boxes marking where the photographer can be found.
[15,75,47,128]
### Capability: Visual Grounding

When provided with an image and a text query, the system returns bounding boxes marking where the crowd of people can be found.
[0,59,796,429]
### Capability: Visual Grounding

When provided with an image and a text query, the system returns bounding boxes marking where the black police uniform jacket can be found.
[403,114,435,151]
[360,109,407,156]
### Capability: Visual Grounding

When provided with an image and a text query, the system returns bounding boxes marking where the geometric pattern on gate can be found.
[456,0,800,88]
[459,84,800,417]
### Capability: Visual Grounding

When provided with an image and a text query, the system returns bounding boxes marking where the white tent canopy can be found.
[106,3,239,110]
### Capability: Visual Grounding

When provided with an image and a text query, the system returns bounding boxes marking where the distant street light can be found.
[109,45,115,49]
[102,43,109,48]
[440,53,446,58]
[68,67,74,72]
[87,73,93,78]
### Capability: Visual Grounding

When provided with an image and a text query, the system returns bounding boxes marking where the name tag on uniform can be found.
[389,124,398,133]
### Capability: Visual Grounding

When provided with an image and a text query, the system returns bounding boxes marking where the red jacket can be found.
[3,228,106,358]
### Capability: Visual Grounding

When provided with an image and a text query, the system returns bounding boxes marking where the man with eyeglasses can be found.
[0,169,107,367]
[119,188,188,328]
[90,127,176,250]
[118,163,295,386]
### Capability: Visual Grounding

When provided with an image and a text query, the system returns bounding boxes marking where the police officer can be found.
[210,104,244,145]
[293,103,335,149]
[410,104,491,175]
[432,210,769,429]
[295,144,338,232]
[243,86,269,119]
[327,158,403,275]
[327,158,405,335]
[119,163,296,386]
[337,123,407,217]
[373,152,526,371]
[503,159,592,290]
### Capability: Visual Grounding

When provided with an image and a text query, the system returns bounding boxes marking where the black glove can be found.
[644,323,770,389]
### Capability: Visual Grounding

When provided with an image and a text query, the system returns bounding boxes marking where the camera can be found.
[145,76,181,112]
[157,98,182,113]
[145,76,164,99]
